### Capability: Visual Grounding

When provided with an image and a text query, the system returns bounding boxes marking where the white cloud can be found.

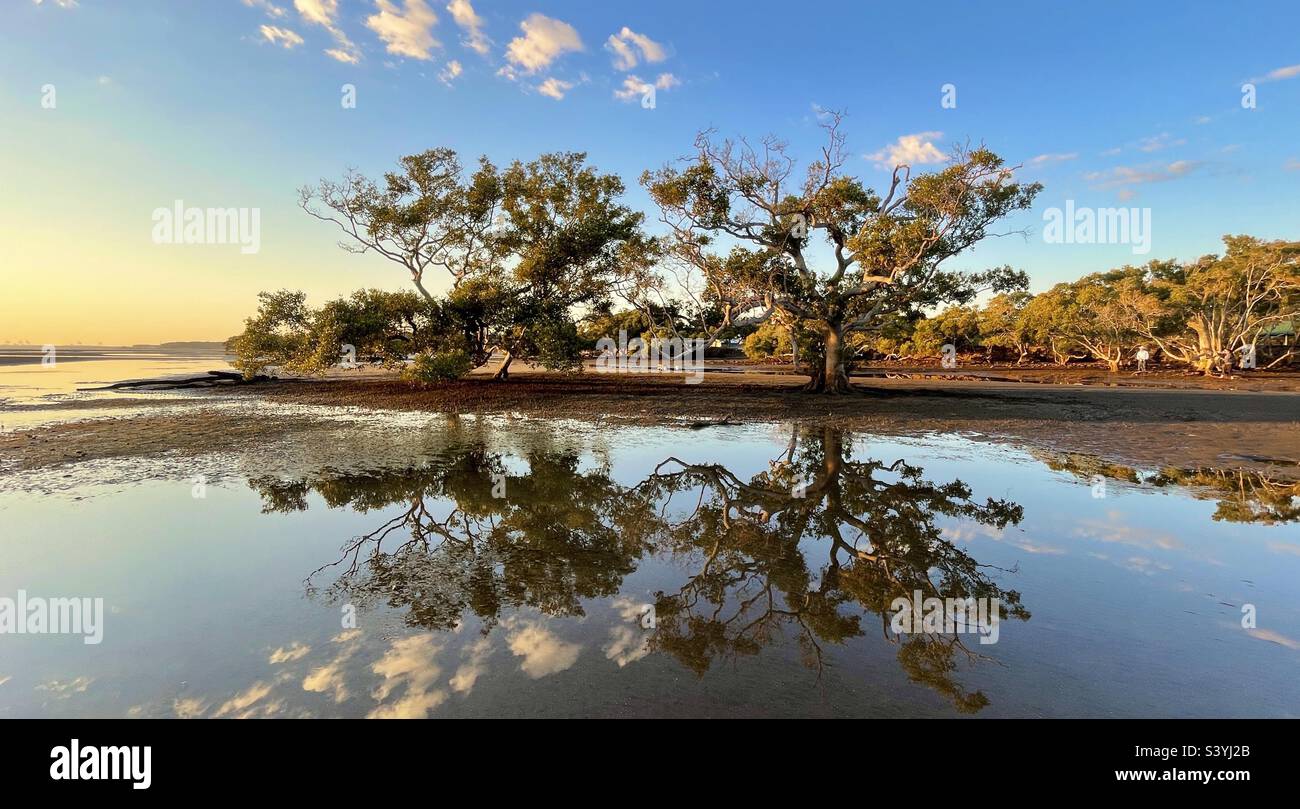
[448,636,492,693]
[1250,63,1300,83]
[301,631,360,703]
[243,0,287,17]
[1247,628,1300,650]
[446,0,489,55]
[614,73,678,102]
[33,0,79,7]
[268,642,311,663]
[172,697,206,718]
[606,37,636,72]
[366,0,440,61]
[212,681,284,718]
[324,48,360,64]
[1085,160,1201,191]
[507,621,580,677]
[294,0,336,28]
[505,13,582,74]
[439,59,463,85]
[1285,158,1300,172]
[1029,152,1078,165]
[259,24,305,48]
[866,131,946,169]
[294,0,361,63]
[604,26,666,71]
[537,76,575,100]
[604,625,650,667]
[1137,132,1185,152]
[603,598,652,667]
[614,75,651,101]
[36,676,92,698]
[301,657,352,702]
[367,634,447,719]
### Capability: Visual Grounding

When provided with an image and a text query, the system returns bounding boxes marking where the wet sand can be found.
[2,371,1297,479]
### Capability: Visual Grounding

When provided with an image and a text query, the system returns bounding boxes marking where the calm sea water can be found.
[1,400,1297,718]
[0,349,232,430]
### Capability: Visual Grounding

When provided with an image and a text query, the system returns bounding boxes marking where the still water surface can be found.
[2,408,1297,718]
[0,349,233,431]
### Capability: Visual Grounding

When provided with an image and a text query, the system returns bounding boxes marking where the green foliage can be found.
[231,288,439,378]
[230,290,311,378]
[302,147,656,376]
[295,139,1296,379]
[849,235,1297,371]
[1119,236,1300,370]
[912,306,981,355]
[642,119,1040,391]
[977,291,1034,361]
[742,322,792,359]
[402,349,473,385]
[577,306,649,347]
[521,313,584,371]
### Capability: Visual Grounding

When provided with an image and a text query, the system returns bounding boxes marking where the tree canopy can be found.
[639,113,1040,391]
[296,148,654,378]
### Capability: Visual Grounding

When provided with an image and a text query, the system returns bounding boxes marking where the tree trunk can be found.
[1106,357,1120,374]
[411,273,437,304]
[804,327,852,393]
[1193,322,1217,376]
[492,350,513,380]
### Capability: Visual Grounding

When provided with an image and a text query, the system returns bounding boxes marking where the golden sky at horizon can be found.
[0,184,425,345]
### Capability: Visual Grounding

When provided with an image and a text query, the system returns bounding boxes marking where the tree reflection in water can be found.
[254,442,656,632]
[1040,452,1300,525]
[641,427,1028,712]
[250,425,1030,712]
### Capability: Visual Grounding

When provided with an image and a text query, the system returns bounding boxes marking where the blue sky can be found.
[2,0,1299,343]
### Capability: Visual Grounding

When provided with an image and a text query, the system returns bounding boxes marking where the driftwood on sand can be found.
[78,370,271,392]
[686,413,737,430]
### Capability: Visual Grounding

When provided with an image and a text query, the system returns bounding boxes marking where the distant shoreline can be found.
[0,342,228,352]
[0,345,231,368]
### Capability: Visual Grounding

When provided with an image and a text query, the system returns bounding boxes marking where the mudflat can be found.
[3,371,1297,479]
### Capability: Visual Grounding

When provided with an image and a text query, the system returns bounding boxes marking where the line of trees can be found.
[849,235,1298,373]
[230,118,1298,388]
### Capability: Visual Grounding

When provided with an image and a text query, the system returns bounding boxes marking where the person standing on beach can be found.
[1134,346,1150,373]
